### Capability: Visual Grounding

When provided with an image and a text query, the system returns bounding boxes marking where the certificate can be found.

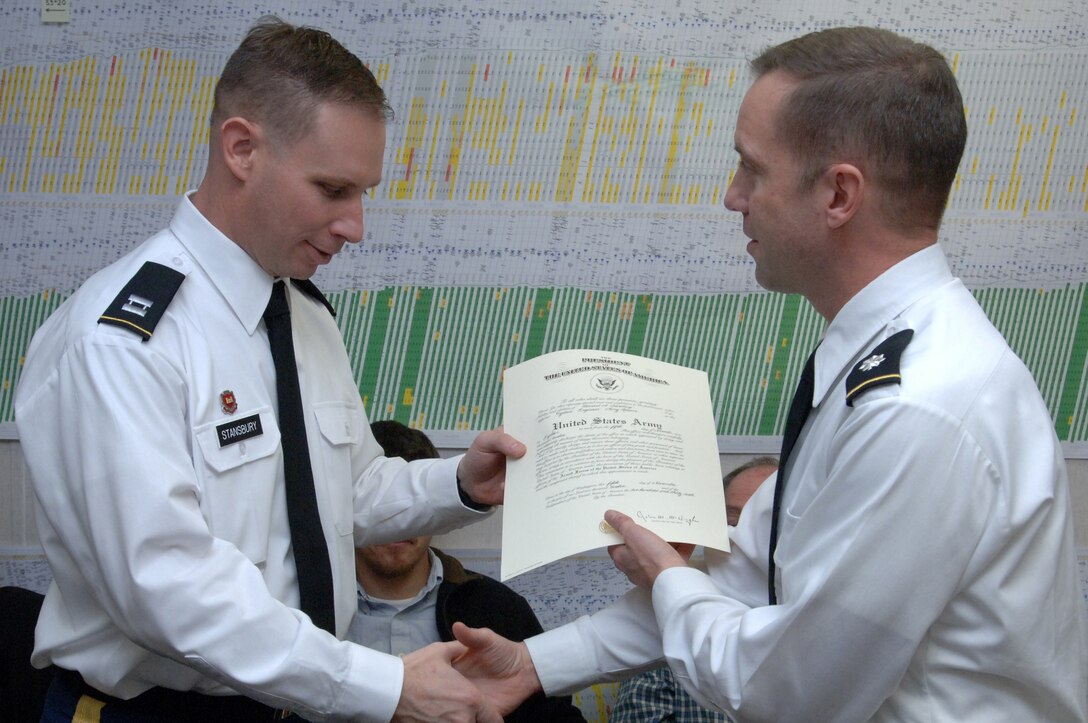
[500,349,729,580]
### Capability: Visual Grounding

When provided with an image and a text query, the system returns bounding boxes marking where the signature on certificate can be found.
[637,510,699,526]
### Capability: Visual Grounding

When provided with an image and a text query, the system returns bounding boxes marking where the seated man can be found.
[349,420,586,722]
[609,457,779,723]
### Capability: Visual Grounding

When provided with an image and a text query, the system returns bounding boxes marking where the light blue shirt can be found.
[346,550,444,655]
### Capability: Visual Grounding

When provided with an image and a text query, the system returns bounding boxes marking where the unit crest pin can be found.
[859,354,886,372]
[220,390,238,415]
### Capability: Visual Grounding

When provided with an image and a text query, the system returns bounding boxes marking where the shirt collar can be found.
[813,244,952,406]
[168,192,274,336]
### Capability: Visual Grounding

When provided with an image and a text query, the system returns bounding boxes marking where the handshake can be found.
[393,624,540,723]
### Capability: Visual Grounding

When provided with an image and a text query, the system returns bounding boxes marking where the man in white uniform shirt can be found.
[16,16,522,723]
[449,26,1088,722]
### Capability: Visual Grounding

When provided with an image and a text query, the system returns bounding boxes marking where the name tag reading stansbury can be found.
[216,414,263,448]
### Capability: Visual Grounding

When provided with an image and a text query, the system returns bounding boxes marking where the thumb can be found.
[604,509,634,535]
[434,639,468,662]
[452,621,492,647]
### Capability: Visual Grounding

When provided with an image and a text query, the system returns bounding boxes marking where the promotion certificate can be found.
[500,349,729,580]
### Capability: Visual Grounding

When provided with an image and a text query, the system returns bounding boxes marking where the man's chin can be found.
[290,262,320,280]
[752,267,777,292]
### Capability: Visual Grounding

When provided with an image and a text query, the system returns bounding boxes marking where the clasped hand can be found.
[393,623,541,721]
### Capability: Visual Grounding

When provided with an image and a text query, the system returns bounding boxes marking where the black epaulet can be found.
[98,261,185,341]
[845,329,914,407]
[291,278,336,317]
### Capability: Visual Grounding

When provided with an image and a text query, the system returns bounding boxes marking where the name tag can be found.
[216,414,263,448]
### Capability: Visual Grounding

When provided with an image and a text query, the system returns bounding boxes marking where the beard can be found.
[357,540,430,580]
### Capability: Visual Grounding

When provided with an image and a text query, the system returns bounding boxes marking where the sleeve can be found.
[525,586,665,695]
[519,458,775,700]
[18,335,402,722]
[351,454,491,547]
[652,398,996,722]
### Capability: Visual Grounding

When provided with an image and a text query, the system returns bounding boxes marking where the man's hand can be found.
[605,510,694,589]
[456,427,525,507]
[394,642,503,723]
[450,623,542,716]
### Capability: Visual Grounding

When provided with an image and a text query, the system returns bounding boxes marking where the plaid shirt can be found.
[609,666,733,722]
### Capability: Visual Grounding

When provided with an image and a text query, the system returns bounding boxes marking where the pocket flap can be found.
[195,407,280,473]
[313,401,359,446]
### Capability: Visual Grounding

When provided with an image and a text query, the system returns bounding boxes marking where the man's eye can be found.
[321,184,346,198]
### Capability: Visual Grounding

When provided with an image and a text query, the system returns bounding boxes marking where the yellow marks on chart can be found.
[556,55,596,203]
[962,77,1084,215]
[1038,122,1060,212]
[658,61,702,205]
[508,97,524,168]
[1,48,218,195]
[4,47,1086,216]
[452,404,481,431]
[571,291,644,323]
[371,50,734,207]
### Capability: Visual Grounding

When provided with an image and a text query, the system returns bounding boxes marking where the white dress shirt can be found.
[15,195,490,722]
[527,245,1088,722]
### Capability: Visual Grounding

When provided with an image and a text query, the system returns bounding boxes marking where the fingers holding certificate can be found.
[500,349,729,581]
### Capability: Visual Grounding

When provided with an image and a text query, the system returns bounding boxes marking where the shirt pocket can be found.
[312,400,361,537]
[193,406,281,563]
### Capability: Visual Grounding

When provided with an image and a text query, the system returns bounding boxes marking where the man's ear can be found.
[823,163,864,229]
[219,117,260,181]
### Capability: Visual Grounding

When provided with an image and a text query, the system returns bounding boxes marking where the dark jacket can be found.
[0,587,55,723]
[433,550,587,722]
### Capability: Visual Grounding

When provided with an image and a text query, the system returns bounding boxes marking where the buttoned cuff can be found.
[336,644,404,722]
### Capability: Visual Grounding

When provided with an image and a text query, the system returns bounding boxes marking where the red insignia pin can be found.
[220,390,238,415]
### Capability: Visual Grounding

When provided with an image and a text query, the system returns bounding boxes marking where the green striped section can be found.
[757,294,805,436]
[0,290,68,422]
[393,288,434,424]
[624,295,653,356]
[4,283,1088,442]
[1058,289,1088,441]
[975,284,1088,442]
[523,288,554,361]
[354,287,397,417]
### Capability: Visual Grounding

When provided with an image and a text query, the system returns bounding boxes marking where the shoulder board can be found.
[845,328,914,407]
[98,261,185,341]
[291,278,336,317]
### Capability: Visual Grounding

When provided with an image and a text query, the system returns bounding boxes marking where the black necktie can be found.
[767,347,817,605]
[264,280,336,633]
